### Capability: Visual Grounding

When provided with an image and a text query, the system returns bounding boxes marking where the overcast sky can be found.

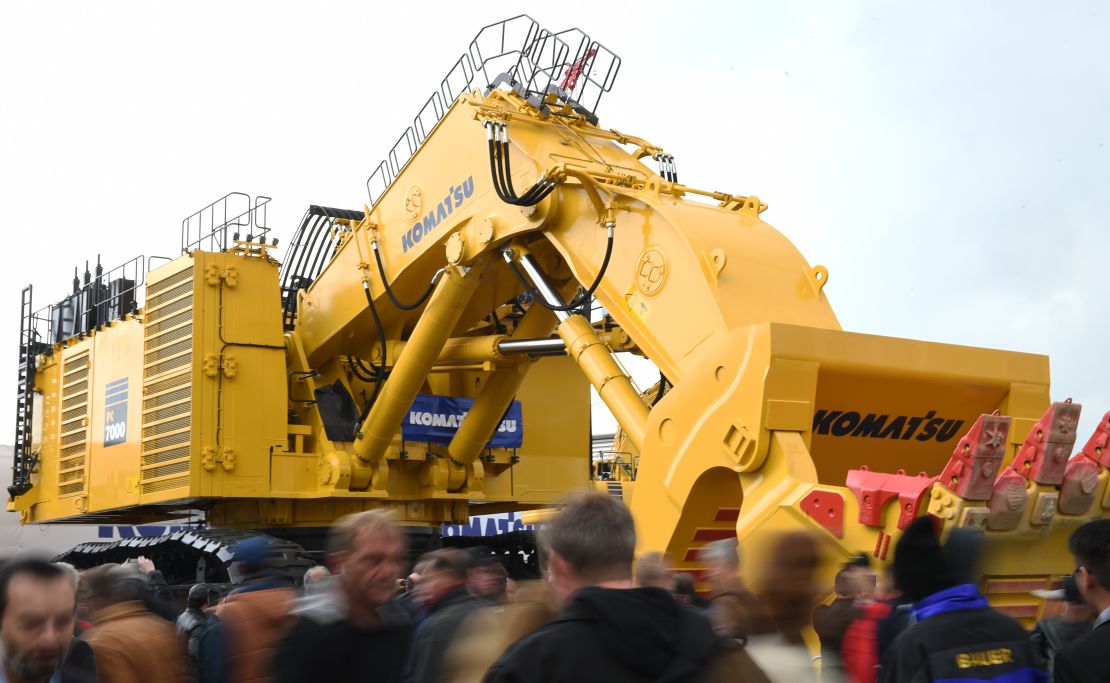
[2,2,1107,449]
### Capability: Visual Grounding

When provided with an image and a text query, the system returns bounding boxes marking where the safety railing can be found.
[181,192,271,253]
[43,255,146,345]
[366,15,621,207]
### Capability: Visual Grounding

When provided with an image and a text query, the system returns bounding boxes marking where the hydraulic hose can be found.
[485,122,557,207]
[372,241,443,311]
[506,223,615,313]
[355,280,389,431]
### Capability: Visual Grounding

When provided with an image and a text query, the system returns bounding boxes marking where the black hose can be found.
[489,139,511,201]
[347,356,378,383]
[355,282,388,431]
[486,124,557,207]
[303,215,337,285]
[372,243,440,311]
[651,373,670,407]
[280,213,329,323]
[507,229,615,313]
[278,208,312,287]
[497,136,551,204]
[353,355,380,380]
[501,144,554,205]
[285,214,326,289]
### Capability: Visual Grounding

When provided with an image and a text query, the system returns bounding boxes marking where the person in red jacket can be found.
[841,595,893,683]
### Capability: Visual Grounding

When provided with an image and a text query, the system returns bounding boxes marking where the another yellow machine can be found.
[11,17,1109,617]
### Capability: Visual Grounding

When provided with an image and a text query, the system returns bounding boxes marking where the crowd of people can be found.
[1,493,1109,682]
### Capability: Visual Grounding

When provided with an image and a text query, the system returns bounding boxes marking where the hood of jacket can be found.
[289,575,409,629]
[912,583,990,621]
[559,586,716,681]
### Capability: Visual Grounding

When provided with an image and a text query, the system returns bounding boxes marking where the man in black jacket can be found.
[273,510,411,683]
[1029,574,1093,675]
[1055,519,1110,683]
[879,517,1046,683]
[410,549,487,683]
[483,492,768,683]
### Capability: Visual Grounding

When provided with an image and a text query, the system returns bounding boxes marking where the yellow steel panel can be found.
[85,319,144,511]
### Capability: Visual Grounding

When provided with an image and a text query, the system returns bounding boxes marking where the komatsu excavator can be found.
[11,16,1110,622]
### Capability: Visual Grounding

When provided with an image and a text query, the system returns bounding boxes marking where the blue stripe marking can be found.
[105,393,128,406]
[105,378,129,389]
[934,667,1049,683]
[106,386,128,397]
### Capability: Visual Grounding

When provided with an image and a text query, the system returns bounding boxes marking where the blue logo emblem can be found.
[103,378,128,447]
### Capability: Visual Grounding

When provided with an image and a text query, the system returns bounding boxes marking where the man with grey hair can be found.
[700,537,770,641]
[303,565,330,595]
[484,492,769,682]
[273,510,411,682]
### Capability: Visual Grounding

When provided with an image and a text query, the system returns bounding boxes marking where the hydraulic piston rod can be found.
[509,247,649,451]
[497,337,566,356]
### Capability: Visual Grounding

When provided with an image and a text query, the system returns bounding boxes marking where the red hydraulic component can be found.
[560,48,598,92]
[800,489,845,538]
[987,468,1029,531]
[845,468,937,530]
[938,412,1011,500]
[1059,457,1101,515]
[1078,410,1110,469]
[1011,400,1082,485]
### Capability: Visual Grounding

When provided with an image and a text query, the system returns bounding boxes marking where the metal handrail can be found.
[181,192,271,253]
[365,15,621,208]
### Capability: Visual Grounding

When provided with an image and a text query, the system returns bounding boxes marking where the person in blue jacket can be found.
[878,517,1047,683]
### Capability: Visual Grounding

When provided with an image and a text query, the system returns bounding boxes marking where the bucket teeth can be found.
[1079,410,1110,469]
[938,413,1012,500]
[1013,400,1083,486]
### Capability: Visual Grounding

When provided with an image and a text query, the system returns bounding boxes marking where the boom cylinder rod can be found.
[353,258,488,470]
[497,337,566,356]
[394,334,566,364]
[511,247,649,451]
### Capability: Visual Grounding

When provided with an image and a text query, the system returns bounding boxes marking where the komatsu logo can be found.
[409,410,519,434]
[812,409,964,443]
[401,176,474,253]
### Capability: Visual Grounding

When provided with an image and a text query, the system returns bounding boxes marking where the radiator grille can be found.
[143,431,190,452]
[142,460,190,480]
[145,322,192,348]
[143,401,190,424]
[143,386,190,410]
[58,351,89,498]
[143,446,191,466]
[146,309,192,337]
[140,266,193,497]
[145,337,192,364]
[147,266,194,296]
[145,372,190,397]
[144,353,192,380]
[62,393,88,411]
[142,477,188,495]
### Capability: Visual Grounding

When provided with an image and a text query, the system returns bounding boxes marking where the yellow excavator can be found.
[11,16,1109,622]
